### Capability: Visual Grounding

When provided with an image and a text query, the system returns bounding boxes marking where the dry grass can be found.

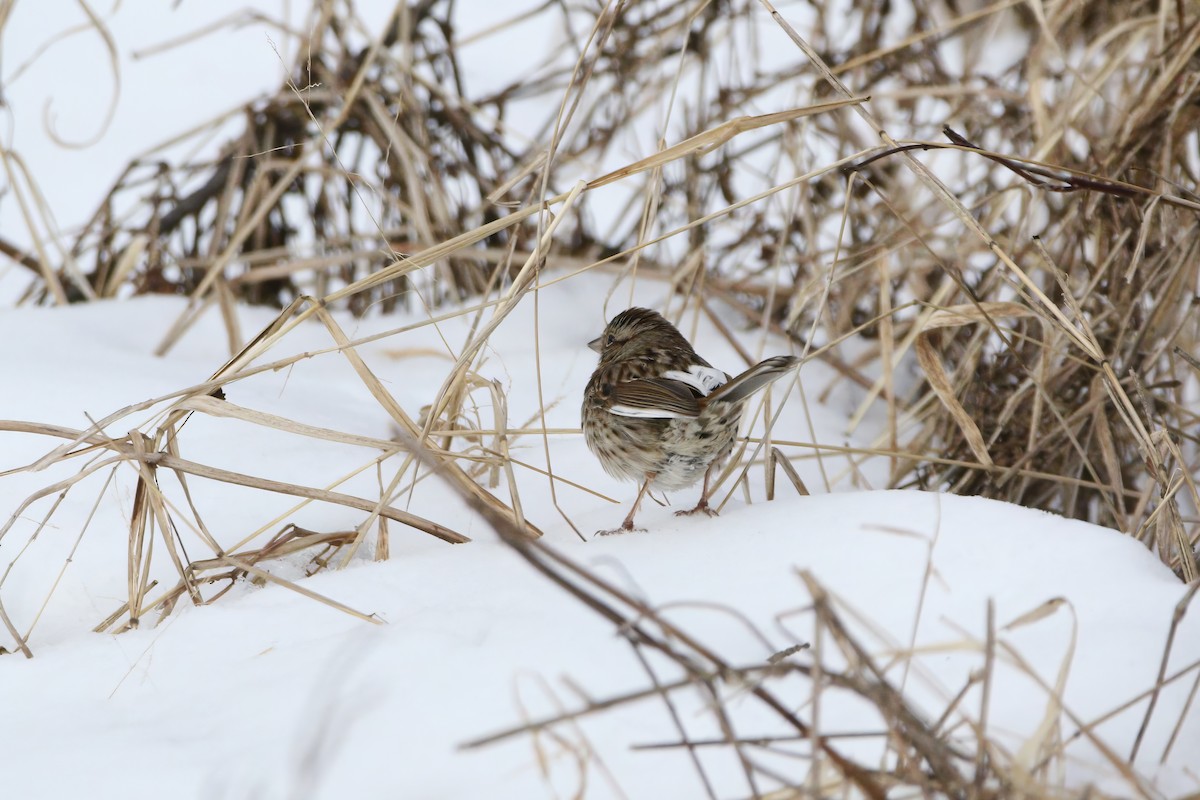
[2,0,1200,795]
[457,481,1199,799]
[11,0,1191,576]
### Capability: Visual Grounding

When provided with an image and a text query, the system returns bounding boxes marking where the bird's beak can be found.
[588,336,603,354]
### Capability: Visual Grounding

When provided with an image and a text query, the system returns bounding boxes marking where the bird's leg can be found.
[621,476,654,529]
[597,474,655,536]
[676,463,719,517]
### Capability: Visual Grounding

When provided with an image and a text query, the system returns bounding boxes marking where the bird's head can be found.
[589,307,690,362]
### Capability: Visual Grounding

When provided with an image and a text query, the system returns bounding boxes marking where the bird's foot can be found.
[676,501,719,518]
[595,524,645,537]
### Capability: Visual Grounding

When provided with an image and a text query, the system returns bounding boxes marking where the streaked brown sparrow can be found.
[582,307,799,534]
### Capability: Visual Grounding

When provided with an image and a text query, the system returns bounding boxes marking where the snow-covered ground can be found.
[2,3,1198,798]
[0,275,1197,798]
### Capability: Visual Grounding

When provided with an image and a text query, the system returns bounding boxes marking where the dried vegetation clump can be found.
[2,0,1200,795]
[9,2,1198,577]
[5,1,1197,562]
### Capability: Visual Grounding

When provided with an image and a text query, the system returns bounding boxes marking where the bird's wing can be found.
[660,364,728,397]
[607,377,704,419]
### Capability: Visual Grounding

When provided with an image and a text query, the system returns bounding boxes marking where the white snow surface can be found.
[1,4,1198,797]
[0,276,1197,799]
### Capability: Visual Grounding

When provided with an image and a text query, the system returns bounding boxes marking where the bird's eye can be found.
[606,334,615,346]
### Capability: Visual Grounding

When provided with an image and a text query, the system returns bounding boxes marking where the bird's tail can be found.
[707,355,800,405]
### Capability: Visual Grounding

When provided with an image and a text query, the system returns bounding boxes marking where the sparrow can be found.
[582,307,799,533]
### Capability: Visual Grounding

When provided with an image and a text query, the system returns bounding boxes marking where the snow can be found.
[0,3,285,247]
[2,3,1198,798]
[0,278,1197,798]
